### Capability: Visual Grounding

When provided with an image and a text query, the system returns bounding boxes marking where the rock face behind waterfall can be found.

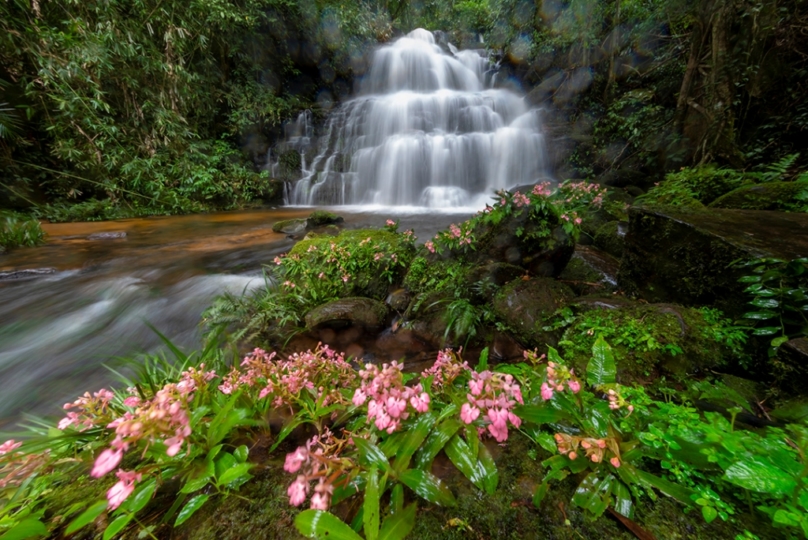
[287,29,549,207]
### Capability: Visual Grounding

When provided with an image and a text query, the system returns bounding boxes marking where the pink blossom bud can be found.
[610,457,621,468]
[91,448,123,478]
[568,451,578,460]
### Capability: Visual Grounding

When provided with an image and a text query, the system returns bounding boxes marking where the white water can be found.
[287,29,549,208]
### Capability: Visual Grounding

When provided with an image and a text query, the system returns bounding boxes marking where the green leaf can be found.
[364,467,380,540]
[120,477,157,513]
[587,336,616,387]
[175,494,210,527]
[181,473,212,494]
[572,473,612,519]
[738,275,762,283]
[751,298,780,309]
[702,506,718,523]
[513,405,564,425]
[269,417,303,452]
[233,445,249,463]
[354,438,392,474]
[379,432,408,458]
[217,463,253,487]
[634,467,694,504]
[743,311,776,320]
[771,336,790,348]
[0,519,48,540]
[214,452,237,478]
[415,418,462,470]
[394,412,436,473]
[444,434,497,495]
[294,510,364,540]
[477,347,489,371]
[723,459,797,495]
[611,481,633,519]
[477,442,499,494]
[533,480,550,508]
[65,500,108,534]
[379,503,417,540]
[399,469,456,506]
[390,484,404,515]
[103,514,133,540]
[752,326,780,336]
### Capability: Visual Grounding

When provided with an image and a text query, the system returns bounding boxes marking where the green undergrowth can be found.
[0,211,45,252]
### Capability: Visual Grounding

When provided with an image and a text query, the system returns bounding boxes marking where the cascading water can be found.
[286,28,549,208]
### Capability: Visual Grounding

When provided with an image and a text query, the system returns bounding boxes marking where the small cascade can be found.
[284,29,550,208]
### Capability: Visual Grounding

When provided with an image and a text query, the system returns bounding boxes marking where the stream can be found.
[0,207,469,429]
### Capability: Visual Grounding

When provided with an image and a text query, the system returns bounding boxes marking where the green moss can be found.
[306,210,343,227]
[710,181,808,211]
[560,304,742,383]
[492,278,574,348]
[272,218,307,233]
[593,221,624,258]
[637,165,749,207]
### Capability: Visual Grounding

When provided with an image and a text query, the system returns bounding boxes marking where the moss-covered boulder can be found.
[710,181,807,211]
[492,277,574,348]
[593,220,626,258]
[306,210,344,227]
[561,303,742,383]
[304,297,389,330]
[618,204,808,316]
[272,218,307,234]
[773,337,808,396]
[558,245,619,296]
[466,262,526,300]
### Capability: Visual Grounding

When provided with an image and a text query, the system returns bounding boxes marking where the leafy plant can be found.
[0,211,46,251]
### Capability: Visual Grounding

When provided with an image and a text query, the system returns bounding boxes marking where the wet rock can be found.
[385,288,411,312]
[619,204,808,316]
[774,337,808,396]
[710,181,807,211]
[0,268,56,280]
[593,221,626,258]
[87,231,126,240]
[272,218,307,234]
[489,331,526,363]
[492,277,574,348]
[596,168,649,189]
[304,297,389,330]
[306,210,344,227]
[558,245,619,296]
[466,262,526,300]
[570,294,638,312]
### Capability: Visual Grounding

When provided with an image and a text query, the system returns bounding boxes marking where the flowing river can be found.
[0,208,468,429]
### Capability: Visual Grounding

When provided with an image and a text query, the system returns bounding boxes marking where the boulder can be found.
[593,221,626,259]
[558,245,619,296]
[774,337,808,396]
[710,181,807,211]
[466,263,526,300]
[306,210,344,227]
[385,288,411,312]
[272,218,307,234]
[304,297,389,330]
[619,204,808,316]
[492,277,574,348]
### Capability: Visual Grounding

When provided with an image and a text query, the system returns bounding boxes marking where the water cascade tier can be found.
[286,28,549,208]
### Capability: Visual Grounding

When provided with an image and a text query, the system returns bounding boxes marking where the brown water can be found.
[0,207,467,428]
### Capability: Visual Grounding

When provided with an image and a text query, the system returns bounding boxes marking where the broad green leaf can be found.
[477,442,499,494]
[364,467,380,540]
[738,275,762,283]
[587,336,617,387]
[415,418,462,470]
[217,463,253,487]
[771,336,790,348]
[611,481,634,518]
[399,469,456,506]
[390,484,404,515]
[751,298,780,309]
[120,477,157,513]
[354,438,392,474]
[181,473,212,494]
[702,506,718,523]
[175,494,210,526]
[0,519,48,540]
[394,412,436,473]
[743,311,777,320]
[379,503,417,540]
[533,480,550,507]
[269,418,303,452]
[444,434,497,495]
[723,459,797,495]
[65,500,107,534]
[634,467,694,504]
[294,510,364,540]
[233,445,249,463]
[379,432,408,458]
[513,405,564,425]
[477,347,489,371]
[214,452,237,478]
[752,326,780,336]
[572,473,612,518]
[103,514,133,540]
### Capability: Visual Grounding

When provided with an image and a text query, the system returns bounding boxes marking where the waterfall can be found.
[286,29,549,208]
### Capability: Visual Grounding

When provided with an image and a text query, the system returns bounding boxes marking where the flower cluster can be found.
[352,361,430,433]
[606,387,634,413]
[284,430,353,510]
[428,221,475,254]
[219,345,357,408]
[460,371,523,442]
[0,439,22,456]
[555,181,607,210]
[58,388,116,431]
[107,470,142,510]
[384,219,398,232]
[0,444,48,489]
[540,361,582,401]
[421,349,470,388]
[554,433,621,468]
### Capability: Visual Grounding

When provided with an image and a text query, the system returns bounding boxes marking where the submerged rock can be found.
[492,277,574,348]
[619,204,808,315]
[710,181,807,211]
[272,218,307,234]
[304,297,389,330]
[87,231,127,240]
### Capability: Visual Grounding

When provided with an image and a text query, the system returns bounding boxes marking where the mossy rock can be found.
[558,245,619,296]
[561,303,733,383]
[466,262,525,300]
[272,218,307,234]
[710,181,807,211]
[306,210,344,227]
[304,297,389,329]
[773,337,808,397]
[593,220,626,259]
[492,277,574,349]
[618,204,808,316]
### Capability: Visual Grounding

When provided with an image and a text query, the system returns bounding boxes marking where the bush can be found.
[0,211,45,251]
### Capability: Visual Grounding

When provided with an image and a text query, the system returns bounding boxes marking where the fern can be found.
[759,153,800,182]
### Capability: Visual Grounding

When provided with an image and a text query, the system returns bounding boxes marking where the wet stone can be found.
[87,231,127,240]
[304,297,389,330]
[272,218,307,234]
[558,245,619,296]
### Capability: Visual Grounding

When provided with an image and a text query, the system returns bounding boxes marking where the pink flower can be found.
[386,397,407,419]
[284,447,309,473]
[410,392,430,413]
[567,380,581,394]
[487,421,509,442]
[568,451,578,460]
[508,411,522,429]
[425,241,435,253]
[469,379,484,396]
[540,382,554,401]
[107,470,141,510]
[386,219,396,227]
[574,217,582,225]
[310,492,329,510]
[460,403,480,424]
[165,436,184,457]
[0,439,22,455]
[91,448,123,478]
[610,457,621,468]
[123,396,140,407]
[287,476,308,506]
[352,388,367,407]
